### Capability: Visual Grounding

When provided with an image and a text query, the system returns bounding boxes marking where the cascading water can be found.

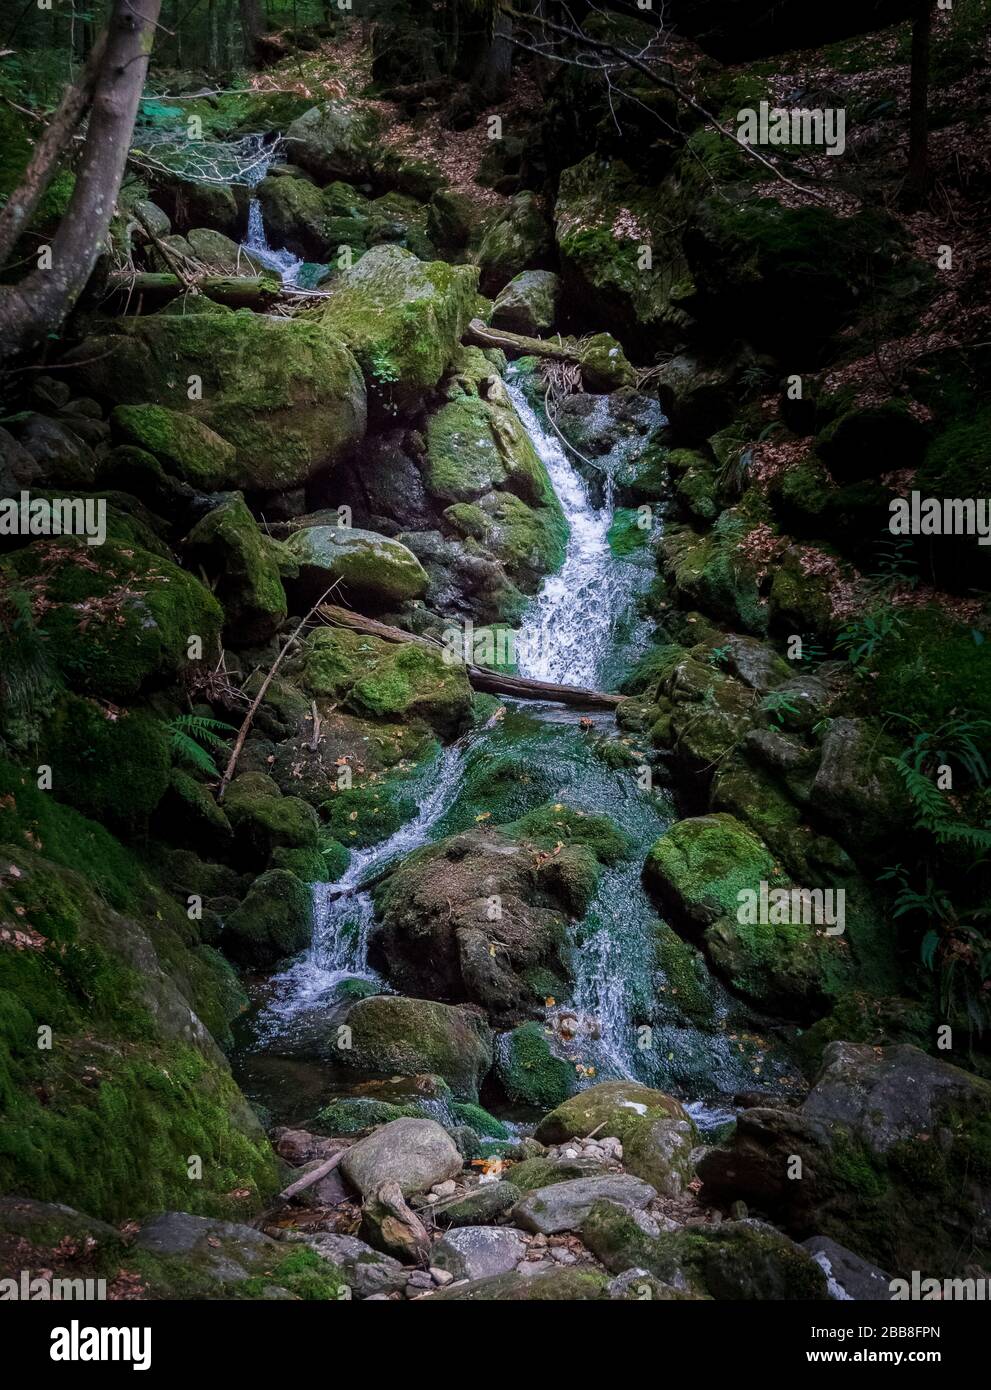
[246,369,794,1120]
[237,134,313,287]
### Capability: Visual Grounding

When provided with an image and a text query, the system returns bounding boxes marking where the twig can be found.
[216,583,339,801]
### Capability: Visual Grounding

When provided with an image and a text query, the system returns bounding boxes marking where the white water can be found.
[255,377,665,1081]
[235,133,312,287]
[507,384,625,687]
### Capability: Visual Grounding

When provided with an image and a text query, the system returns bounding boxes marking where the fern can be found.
[166,714,236,776]
[0,589,61,718]
[887,756,991,852]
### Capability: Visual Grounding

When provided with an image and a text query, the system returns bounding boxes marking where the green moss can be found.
[505,803,632,866]
[496,1021,577,1108]
[607,508,650,556]
[222,869,313,967]
[870,607,991,736]
[621,643,686,697]
[313,1097,422,1135]
[645,813,777,924]
[653,923,717,1027]
[111,405,236,489]
[5,538,223,700]
[39,694,171,833]
[321,775,418,849]
[183,495,288,643]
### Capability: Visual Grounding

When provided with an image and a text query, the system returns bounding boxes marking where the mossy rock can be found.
[286,524,429,607]
[333,995,494,1101]
[555,156,690,351]
[110,405,236,490]
[424,389,563,516]
[257,174,370,261]
[5,538,222,700]
[583,1205,828,1300]
[284,102,381,182]
[0,765,279,1220]
[445,490,568,592]
[476,192,553,296]
[495,1021,578,1108]
[320,774,419,849]
[319,244,478,411]
[70,305,366,491]
[224,772,321,860]
[301,626,471,738]
[184,494,288,643]
[39,694,171,833]
[491,270,561,336]
[645,812,777,928]
[222,868,314,967]
[659,513,768,635]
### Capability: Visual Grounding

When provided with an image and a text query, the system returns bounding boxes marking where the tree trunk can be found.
[319,604,623,708]
[906,0,933,194]
[0,0,163,364]
[239,0,265,64]
[0,28,108,270]
[471,8,512,105]
[104,271,282,309]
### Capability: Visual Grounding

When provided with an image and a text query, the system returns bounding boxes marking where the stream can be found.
[239,373,794,1133]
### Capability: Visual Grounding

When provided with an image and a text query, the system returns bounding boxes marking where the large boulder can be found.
[301,626,472,739]
[183,494,289,643]
[491,270,561,336]
[332,995,494,1101]
[341,1117,462,1198]
[583,1205,828,1300]
[512,1175,657,1235]
[534,1081,699,1197]
[4,537,222,700]
[283,102,380,182]
[69,303,366,491]
[319,245,478,411]
[430,1226,528,1281]
[372,809,628,1026]
[285,523,429,607]
[256,175,372,262]
[221,868,314,967]
[111,404,236,490]
[555,157,690,352]
[476,192,554,295]
[698,1043,991,1276]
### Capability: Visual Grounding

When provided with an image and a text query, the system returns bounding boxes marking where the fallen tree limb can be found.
[105,271,281,311]
[318,603,622,709]
[217,583,339,802]
[464,318,634,390]
[276,1150,345,1202]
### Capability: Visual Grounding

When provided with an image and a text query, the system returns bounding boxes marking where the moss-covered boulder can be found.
[39,694,171,833]
[534,1080,699,1197]
[476,192,554,295]
[4,537,222,700]
[645,813,777,930]
[659,514,768,635]
[221,868,313,967]
[332,995,494,1101]
[223,772,320,861]
[491,270,561,336]
[373,808,627,1025]
[423,385,564,517]
[0,763,279,1220]
[283,102,380,182]
[698,1042,991,1277]
[555,156,690,351]
[319,244,478,410]
[184,495,288,643]
[301,627,471,738]
[582,1205,828,1299]
[110,404,236,490]
[70,303,366,491]
[285,523,429,607]
[257,174,369,261]
[495,1021,578,1108]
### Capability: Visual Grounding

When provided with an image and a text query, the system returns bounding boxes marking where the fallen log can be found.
[105,271,282,310]
[318,603,622,709]
[463,317,634,391]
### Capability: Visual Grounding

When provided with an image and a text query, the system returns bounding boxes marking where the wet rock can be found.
[306,1232,407,1297]
[425,1266,611,1299]
[583,1205,828,1300]
[184,494,289,643]
[328,995,494,1100]
[513,1174,657,1235]
[342,1118,463,1200]
[431,1226,528,1280]
[698,1043,991,1276]
[803,1236,893,1301]
[286,523,429,608]
[222,867,314,967]
[491,270,561,336]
